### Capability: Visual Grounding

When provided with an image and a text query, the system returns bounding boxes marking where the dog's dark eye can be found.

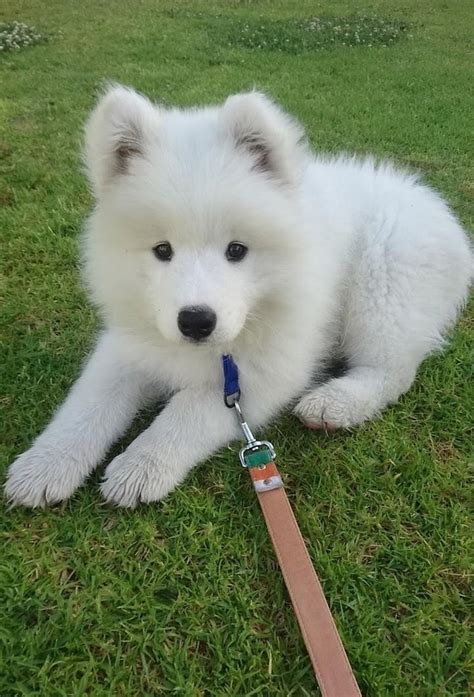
[153,242,173,261]
[226,242,248,262]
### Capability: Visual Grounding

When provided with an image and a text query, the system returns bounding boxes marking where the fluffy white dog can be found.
[5,86,472,508]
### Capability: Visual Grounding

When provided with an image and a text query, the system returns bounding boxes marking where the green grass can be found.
[1,0,473,694]
[0,21,46,52]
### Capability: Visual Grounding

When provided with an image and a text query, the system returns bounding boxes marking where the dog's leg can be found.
[294,365,416,430]
[100,387,243,507]
[5,332,146,507]
[295,211,470,430]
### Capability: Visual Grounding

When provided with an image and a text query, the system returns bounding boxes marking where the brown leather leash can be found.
[222,355,361,696]
[248,461,362,697]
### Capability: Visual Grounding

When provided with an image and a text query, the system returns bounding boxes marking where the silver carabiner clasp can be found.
[233,400,256,445]
[233,400,276,468]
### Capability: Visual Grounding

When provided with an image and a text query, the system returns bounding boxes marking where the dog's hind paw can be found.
[294,373,382,430]
[4,446,84,508]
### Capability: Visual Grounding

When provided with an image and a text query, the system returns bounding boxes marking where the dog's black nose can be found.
[177,306,217,341]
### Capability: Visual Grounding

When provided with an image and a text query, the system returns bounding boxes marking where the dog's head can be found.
[83,86,308,348]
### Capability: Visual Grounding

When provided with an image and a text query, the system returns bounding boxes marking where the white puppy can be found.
[5,86,472,508]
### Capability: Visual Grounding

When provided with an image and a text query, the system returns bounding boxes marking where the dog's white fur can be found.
[5,86,472,508]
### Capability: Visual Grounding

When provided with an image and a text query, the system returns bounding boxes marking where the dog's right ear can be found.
[84,85,157,197]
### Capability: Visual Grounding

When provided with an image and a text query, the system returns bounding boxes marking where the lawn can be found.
[0,1,472,695]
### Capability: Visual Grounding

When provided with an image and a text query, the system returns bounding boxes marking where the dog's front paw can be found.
[5,446,85,508]
[101,448,182,508]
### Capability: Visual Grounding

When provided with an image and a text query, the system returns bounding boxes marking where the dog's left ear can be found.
[221,92,305,185]
[84,84,158,197]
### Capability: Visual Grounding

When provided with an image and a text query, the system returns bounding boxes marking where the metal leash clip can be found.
[233,400,276,468]
[233,399,282,492]
[222,354,282,492]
